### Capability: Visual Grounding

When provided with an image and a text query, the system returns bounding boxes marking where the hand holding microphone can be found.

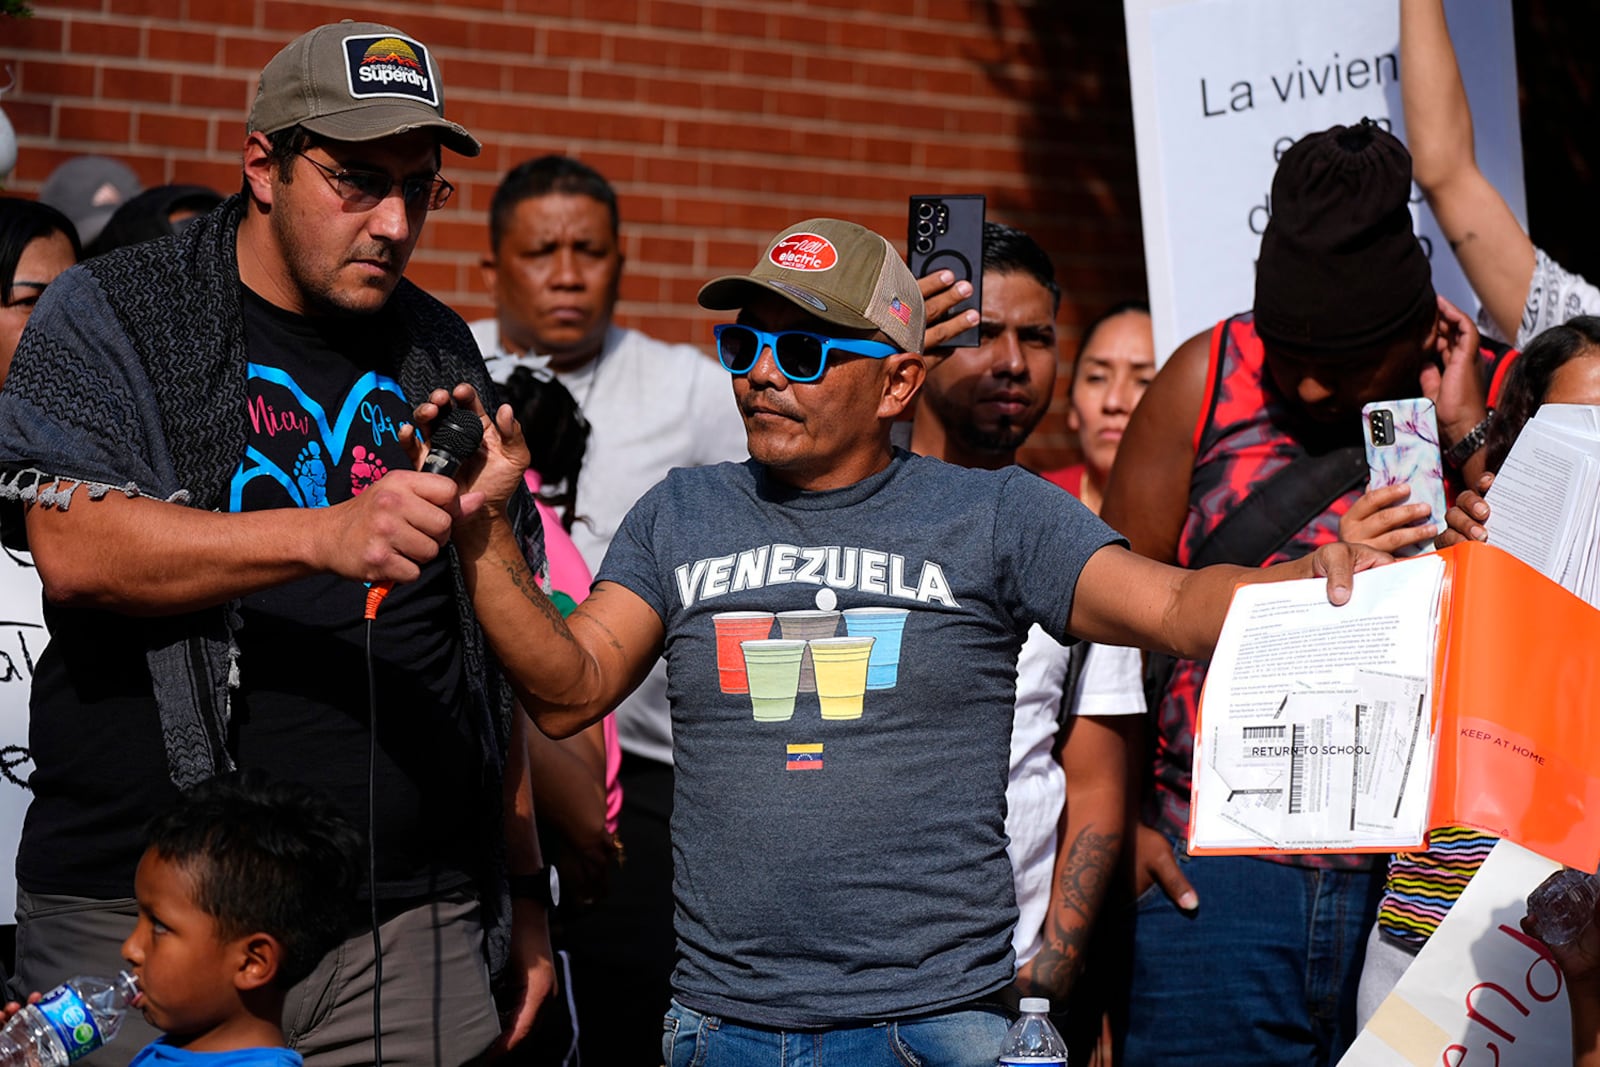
[364,406,485,620]
[416,404,486,480]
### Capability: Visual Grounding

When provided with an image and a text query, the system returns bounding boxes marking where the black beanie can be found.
[1254,119,1435,354]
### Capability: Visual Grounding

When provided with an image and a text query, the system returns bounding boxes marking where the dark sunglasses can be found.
[713,324,899,383]
[294,151,455,211]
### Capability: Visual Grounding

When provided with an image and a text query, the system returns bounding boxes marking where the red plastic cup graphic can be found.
[714,611,776,693]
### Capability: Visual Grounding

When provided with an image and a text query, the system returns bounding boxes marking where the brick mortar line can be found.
[28,8,1048,49]
[449,85,1049,118]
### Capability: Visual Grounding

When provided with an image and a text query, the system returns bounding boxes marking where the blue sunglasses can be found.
[713,324,900,383]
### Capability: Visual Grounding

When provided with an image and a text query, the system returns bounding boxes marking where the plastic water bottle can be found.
[0,973,140,1065]
[1526,868,1600,946]
[997,996,1069,1065]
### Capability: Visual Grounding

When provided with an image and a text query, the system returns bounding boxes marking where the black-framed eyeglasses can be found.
[293,151,454,211]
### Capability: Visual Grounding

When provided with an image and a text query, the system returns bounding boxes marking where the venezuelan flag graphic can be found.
[786,743,823,771]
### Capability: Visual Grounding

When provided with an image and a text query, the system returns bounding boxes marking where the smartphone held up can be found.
[908,194,984,349]
[1362,397,1449,558]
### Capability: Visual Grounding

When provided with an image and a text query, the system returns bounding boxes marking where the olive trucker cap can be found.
[248,22,480,157]
[698,218,926,354]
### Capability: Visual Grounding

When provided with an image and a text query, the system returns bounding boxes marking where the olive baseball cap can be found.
[248,21,480,157]
[698,218,925,354]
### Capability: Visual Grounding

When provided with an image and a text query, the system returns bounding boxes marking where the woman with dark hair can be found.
[1041,301,1156,513]
[1479,316,1600,472]
[0,197,80,384]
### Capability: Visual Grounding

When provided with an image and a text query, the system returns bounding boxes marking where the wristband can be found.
[1444,410,1493,469]
[509,866,560,909]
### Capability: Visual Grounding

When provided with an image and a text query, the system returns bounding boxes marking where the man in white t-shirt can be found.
[908,222,1143,1046]
[472,155,747,1064]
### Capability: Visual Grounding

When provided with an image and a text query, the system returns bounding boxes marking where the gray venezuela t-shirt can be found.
[596,450,1122,1027]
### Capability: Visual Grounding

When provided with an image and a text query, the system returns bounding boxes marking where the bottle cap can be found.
[1019,996,1051,1014]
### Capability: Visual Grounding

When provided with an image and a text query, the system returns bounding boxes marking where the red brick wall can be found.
[1,1,1148,469]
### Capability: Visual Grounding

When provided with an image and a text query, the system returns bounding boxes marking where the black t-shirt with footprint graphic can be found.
[224,289,479,898]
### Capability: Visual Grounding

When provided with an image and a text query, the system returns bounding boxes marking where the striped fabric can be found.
[1375,827,1499,948]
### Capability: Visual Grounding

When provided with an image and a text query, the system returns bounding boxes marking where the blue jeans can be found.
[662,999,1012,1067]
[1121,840,1381,1066]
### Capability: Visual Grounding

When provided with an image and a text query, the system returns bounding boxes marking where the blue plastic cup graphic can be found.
[841,606,909,689]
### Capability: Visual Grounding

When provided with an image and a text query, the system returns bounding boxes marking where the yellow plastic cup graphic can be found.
[808,636,876,721]
[740,639,806,722]
[775,609,841,692]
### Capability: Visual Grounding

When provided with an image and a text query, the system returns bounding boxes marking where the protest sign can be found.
[1124,0,1524,362]
[0,549,43,920]
[1340,840,1571,1066]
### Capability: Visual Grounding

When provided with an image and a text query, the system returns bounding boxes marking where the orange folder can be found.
[1429,540,1600,872]
[1189,541,1600,871]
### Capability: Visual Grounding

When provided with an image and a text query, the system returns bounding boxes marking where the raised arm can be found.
[1401,0,1534,340]
[418,385,666,739]
[25,470,460,615]
[466,531,664,739]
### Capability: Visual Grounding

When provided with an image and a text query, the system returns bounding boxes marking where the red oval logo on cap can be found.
[769,233,838,272]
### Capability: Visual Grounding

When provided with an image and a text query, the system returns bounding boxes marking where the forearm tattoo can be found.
[499,555,576,641]
[1027,825,1121,997]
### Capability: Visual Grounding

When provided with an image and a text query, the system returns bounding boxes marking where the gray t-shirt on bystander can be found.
[596,449,1123,1027]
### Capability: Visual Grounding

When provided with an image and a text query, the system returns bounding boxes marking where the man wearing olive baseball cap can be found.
[0,21,554,1067]
[446,217,1380,1063]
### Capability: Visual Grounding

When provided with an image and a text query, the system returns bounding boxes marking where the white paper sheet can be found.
[1191,555,1445,852]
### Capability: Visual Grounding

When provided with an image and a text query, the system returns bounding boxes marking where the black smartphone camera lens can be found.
[917,202,935,220]
[1369,409,1395,447]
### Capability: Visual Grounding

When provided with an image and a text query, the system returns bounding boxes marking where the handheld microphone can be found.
[363,407,486,620]
[418,406,485,479]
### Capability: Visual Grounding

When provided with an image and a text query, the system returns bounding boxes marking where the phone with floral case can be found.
[1362,397,1448,557]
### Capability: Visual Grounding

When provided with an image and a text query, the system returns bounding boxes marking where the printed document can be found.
[1486,403,1600,605]
[1190,555,1446,851]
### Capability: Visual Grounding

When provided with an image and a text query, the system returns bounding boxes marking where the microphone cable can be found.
[359,405,483,1067]
[366,614,384,1067]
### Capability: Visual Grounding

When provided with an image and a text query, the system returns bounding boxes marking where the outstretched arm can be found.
[1066,539,1378,661]
[1401,0,1533,341]
[462,519,664,738]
